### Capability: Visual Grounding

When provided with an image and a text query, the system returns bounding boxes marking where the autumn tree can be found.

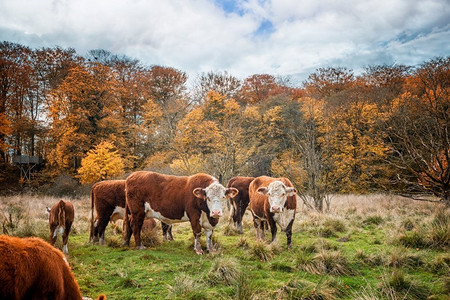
[386,57,450,205]
[192,71,241,103]
[77,141,124,184]
[47,62,122,173]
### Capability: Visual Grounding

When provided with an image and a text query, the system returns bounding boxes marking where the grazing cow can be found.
[0,235,106,300]
[123,171,238,254]
[248,176,297,248]
[90,180,172,245]
[227,176,255,233]
[47,200,74,254]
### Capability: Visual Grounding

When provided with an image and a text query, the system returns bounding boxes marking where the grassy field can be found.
[1,194,449,299]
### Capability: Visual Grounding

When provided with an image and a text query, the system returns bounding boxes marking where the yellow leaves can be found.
[143,98,163,126]
[271,151,305,186]
[77,142,125,184]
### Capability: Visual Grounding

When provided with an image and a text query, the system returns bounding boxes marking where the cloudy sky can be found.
[1,0,449,84]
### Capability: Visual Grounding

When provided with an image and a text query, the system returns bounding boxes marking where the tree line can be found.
[1,41,448,208]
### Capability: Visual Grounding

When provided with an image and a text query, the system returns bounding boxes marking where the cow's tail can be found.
[89,187,95,243]
[58,200,66,227]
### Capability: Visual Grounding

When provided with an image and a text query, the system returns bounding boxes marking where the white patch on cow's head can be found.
[45,207,51,217]
[257,181,296,213]
[199,181,228,218]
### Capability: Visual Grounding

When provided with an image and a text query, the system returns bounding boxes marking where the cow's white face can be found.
[193,182,238,218]
[257,181,296,213]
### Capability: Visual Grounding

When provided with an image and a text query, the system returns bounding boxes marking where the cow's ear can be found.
[226,187,239,198]
[193,188,206,200]
[257,187,268,195]
[286,187,297,196]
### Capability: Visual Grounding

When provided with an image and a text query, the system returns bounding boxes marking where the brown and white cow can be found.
[227,176,255,233]
[123,171,238,254]
[89,180,172,245]
[248,176,297,248]
[0,235,106,300]
[46,199,74,254]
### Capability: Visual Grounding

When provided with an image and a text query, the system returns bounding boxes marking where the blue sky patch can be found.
[255,19,275,36]
[214,0,245,16]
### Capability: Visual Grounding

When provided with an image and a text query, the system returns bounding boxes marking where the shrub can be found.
[427,253,450,275]
[362,215,384,226]
[207,257,240,286]
[250,240,273,262]
[233,274,255,300]
[275,277,343,300]
[386,248,424,269]
[167,273,207,299]
[299,249,350,275]
[270,261,293,273]
[397,230,427,248]
[428,210,450,249]
[379,269,430,300]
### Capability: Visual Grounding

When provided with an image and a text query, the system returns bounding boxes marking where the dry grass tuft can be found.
[207,256,241,286]
[250,240,274,262]
[275,277,343,300]
[167,273,207,299]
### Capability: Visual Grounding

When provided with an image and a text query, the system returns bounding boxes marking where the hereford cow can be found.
[46,199,74,254]
[0,235,106,300]
[89,180,172,245]
[227,176,254,233]
[123,171,239,254]
[248,176,297,248]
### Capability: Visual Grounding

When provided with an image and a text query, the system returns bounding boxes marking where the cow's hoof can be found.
[136,245,146,250]
[195,249,204,255]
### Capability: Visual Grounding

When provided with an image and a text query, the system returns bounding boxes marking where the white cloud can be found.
[0,0,449,84]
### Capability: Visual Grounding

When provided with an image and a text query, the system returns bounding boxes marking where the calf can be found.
[227,176,254,233]
[123,171,238,254]
[0,235,106,300]
[90,180,172,245]
[47,199,74,254]
[248,176,297,248]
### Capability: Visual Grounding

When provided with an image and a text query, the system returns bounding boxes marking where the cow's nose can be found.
[271,206,281,213]
[211,211,222,218]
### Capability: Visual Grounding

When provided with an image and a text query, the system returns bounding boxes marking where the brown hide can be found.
[248,176,297,247]
[0,235,106,300]
[124,171,224,252]
[90,180,170,244]
[89,180,126,244]
[227,176,254,233]
[49,200,74,254]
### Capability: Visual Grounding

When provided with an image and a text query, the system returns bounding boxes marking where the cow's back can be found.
[92,180,126,208]
[126,171,216,220]
[227,176,254,200]
[0,235,82,300]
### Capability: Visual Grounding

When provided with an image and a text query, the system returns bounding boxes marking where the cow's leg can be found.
[49,224,57,245]
[205,229,214,253]
[285,219,294,248]
[62,222,72,254]
[91,218,100,243]
[228,200,235,226]
[190,218,203,255]
[131,210,145,249]
[236,201,246,234]
[167,224,173,241]
[162,222,174,241]
[96,206,115,245]
[260,220,266,241]
[252,217,261,240]
[122,205,132,246]
[268,217,277,244]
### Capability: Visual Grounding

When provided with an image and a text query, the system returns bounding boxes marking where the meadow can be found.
[1,194,449,299]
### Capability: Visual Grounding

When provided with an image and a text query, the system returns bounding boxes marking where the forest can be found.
[0,41,449,209]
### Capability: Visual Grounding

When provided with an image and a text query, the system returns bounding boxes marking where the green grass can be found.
[1,194,449,299]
